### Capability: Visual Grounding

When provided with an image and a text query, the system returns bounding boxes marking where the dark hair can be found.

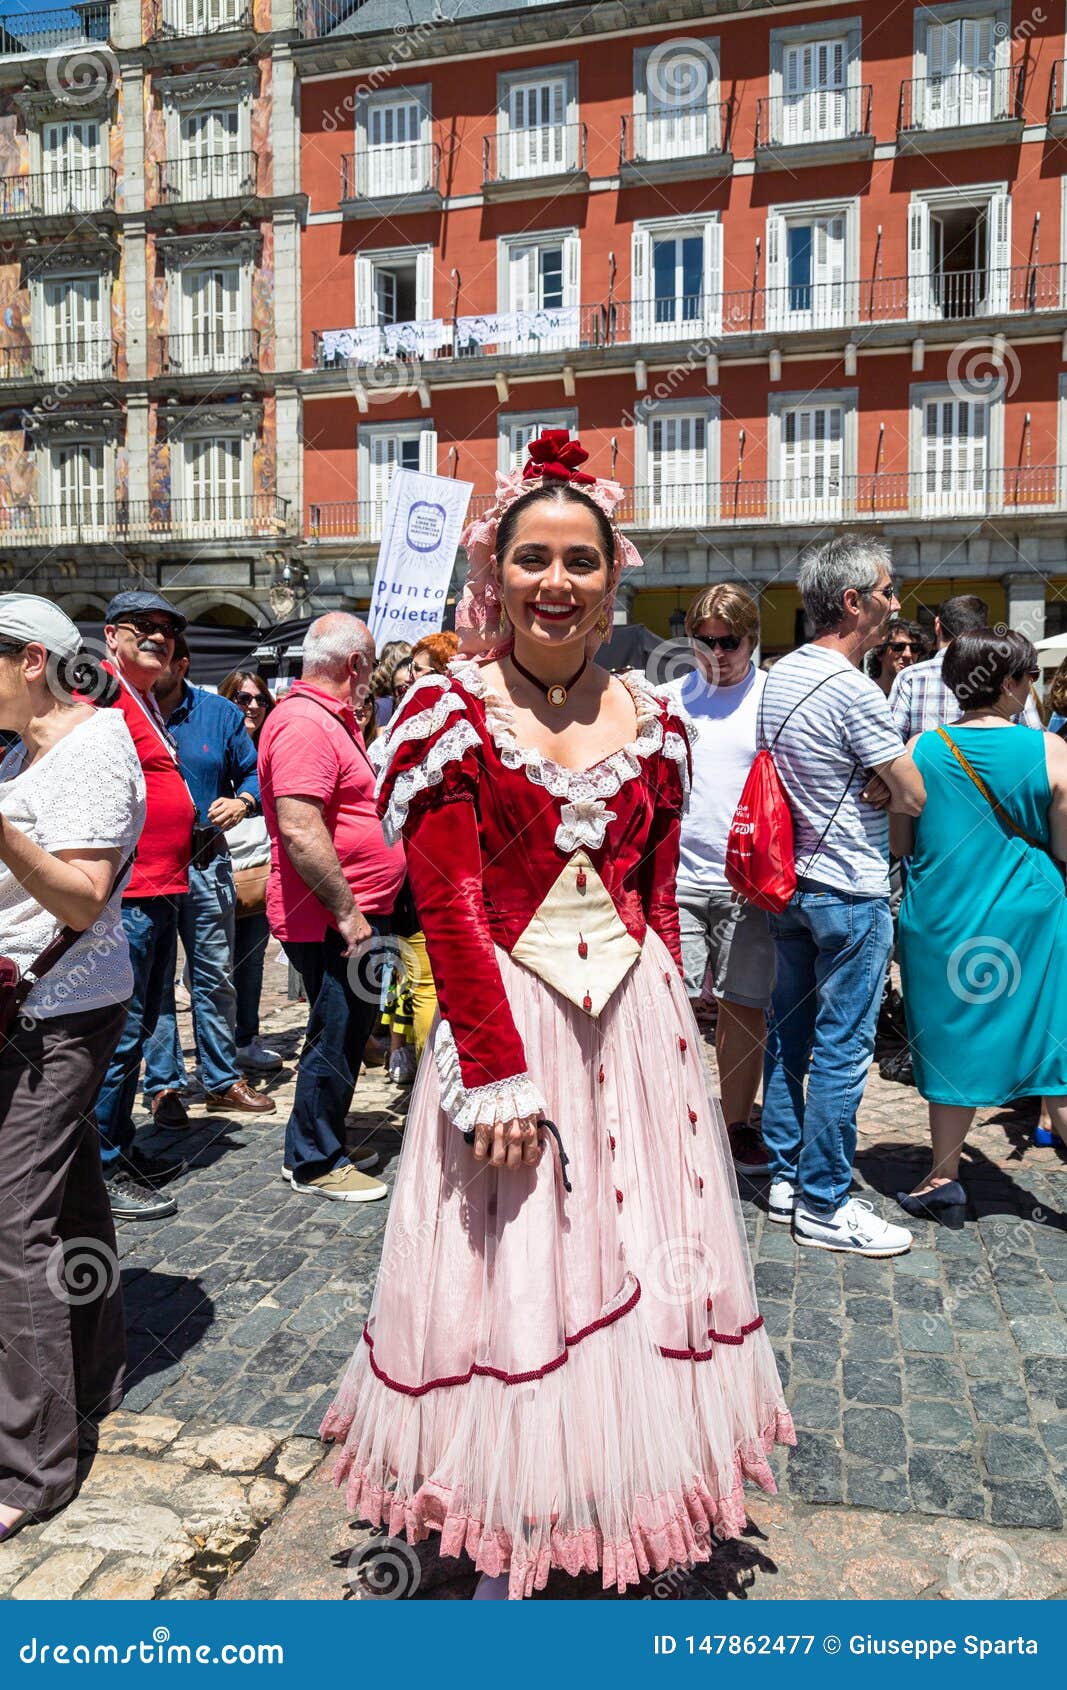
[943,627,1037,710]
[1049,655,1067,719]
[495,481,615,566]
[938,594,989,640]
[219,668,275,744]
[865,617,912,679]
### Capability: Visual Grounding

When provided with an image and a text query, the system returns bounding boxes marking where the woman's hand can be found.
[472,1114,543,1170]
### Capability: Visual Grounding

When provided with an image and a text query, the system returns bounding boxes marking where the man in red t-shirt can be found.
[94,591,196,1223]
[259,613,405,1203]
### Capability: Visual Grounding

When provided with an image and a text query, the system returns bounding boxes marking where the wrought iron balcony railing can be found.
[149,0,251,37]
[619,100,729,165]
[299,0,371,38]
[311,264,1067,382]
[483,122,587,186]
[157,152,257,203]
[0,2,110,52]
[158,328,261,375]
[341,141,441,202]
[899,64,1024,133]
[0,493,289,546]
[0,167,117,220]
[32,339,116,381]
[755,84,873,150]
[306,468,1067,545]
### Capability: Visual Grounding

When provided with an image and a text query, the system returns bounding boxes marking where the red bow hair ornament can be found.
[522,429,596,485]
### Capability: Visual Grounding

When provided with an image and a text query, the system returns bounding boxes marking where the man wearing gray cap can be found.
[93,591,196,1222]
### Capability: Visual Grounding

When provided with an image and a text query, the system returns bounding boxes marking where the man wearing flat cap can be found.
[93,591,196,1222]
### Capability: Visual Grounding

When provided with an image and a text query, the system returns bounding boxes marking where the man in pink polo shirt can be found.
[259,614,405,1203]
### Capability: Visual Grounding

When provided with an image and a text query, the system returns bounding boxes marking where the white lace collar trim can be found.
[449,658,688,808]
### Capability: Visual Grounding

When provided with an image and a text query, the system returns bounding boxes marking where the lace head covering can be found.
[454,429,643,657]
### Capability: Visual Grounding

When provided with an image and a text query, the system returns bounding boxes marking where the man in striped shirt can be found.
[759,537,926,1259]
[889,593,1043,738]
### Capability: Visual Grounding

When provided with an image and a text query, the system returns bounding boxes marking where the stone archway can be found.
[172,593,268,629]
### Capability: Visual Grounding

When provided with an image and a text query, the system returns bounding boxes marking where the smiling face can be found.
[104,614,178,692]
[496,498,613,659]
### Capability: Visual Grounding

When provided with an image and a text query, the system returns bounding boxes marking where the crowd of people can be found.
[0,428,1064,1585]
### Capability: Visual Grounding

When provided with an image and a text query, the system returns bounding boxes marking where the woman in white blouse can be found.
[0,596,145,1541]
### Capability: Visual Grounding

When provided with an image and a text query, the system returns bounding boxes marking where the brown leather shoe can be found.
[203,1079,277,1115]
[150,1089,189,1127]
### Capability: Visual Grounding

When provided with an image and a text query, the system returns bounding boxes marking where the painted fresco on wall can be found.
[252,57,273,195]
[0,92,25,182]
[112,248,127,379]
[0,417,36,510]
[144,72,166,211]
[0,257,29,368]
[115,444,129,508]
[109,90,125,214]
[255,393,276,497]
[148,407,170,526]
[253,220,274,370]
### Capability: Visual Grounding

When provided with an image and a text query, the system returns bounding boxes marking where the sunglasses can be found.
[867,582,897,604]
[888,642,919,655]
[692,633,742,653]
[234,690,266,708]
[1015,667,1040,681]
[116,616,179,639]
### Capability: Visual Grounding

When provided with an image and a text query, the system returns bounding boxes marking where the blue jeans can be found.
[762,879,893,1214]
[143,855,238,1098]
[234,911,270,1048]
[95,897,179,1165]
[282,922,387,1181]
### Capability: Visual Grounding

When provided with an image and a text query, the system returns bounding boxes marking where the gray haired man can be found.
[759,537,926,1257]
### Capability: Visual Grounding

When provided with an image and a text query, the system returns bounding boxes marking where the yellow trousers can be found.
[401,930,438,1058]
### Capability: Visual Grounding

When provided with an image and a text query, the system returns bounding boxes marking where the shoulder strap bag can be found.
[936,727,1063,872]
[0,850,136,1046]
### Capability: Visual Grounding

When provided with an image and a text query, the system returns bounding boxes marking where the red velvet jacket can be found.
[375,659,692,1130]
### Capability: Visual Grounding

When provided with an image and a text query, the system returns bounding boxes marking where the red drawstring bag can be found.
[725,749,796,912]
[725,668,854,914]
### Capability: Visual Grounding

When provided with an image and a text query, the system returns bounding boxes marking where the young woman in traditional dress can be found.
[321,433,793,1598]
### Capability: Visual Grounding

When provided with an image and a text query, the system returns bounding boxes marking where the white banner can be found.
[368,470,473,649]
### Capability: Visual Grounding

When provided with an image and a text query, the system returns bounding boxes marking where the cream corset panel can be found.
[509,850,641,1017]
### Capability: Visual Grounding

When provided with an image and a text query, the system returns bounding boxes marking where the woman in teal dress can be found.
[892,628,1067,1225]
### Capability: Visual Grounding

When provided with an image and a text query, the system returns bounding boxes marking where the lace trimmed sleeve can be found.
[374,675,483,846]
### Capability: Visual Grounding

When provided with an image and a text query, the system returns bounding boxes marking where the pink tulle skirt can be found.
[321,930,794,1598]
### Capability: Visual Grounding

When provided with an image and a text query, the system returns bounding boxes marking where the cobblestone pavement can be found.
[2,944,1065,1598]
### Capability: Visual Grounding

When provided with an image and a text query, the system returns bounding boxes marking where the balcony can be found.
[158,328,261,376]
[149,0,252,37]
[0,3,110,54]
[340,142,442,217]
[483,124,588,202]
[33,339,116,382]
[755,84,873,170]
[157,152,257,206]
[299,0,371,37]
[0,167,116,223]
[306,467,1067,548]
[898,65,1024,152]
[619,101,732,184]
[1049,60,1067,137]
[0,493,289,547]
[312,305,604,372]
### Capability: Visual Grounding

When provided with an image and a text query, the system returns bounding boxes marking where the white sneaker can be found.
[289,1164,387,1203]
[794,1196,912,1257]
[282,1152,378,1180]
[767,1177,797,1225]
[237,1039,283,1072]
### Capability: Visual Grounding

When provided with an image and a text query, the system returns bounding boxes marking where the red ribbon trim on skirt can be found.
[361,1288,765,1397]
